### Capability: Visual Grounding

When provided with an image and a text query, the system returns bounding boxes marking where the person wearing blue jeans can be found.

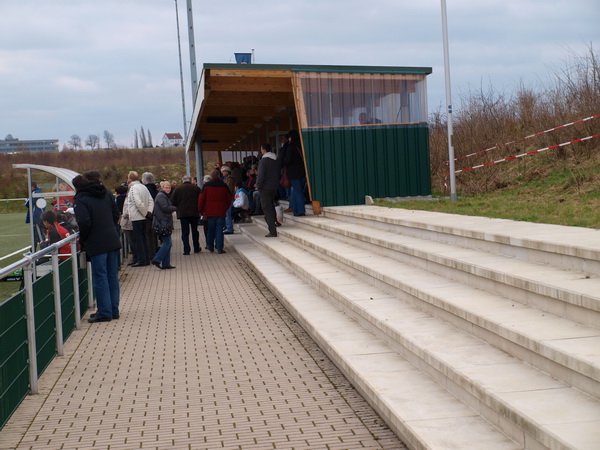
[206,216,226,253]
[290,178,306,215]
[153,234,173,267]
[90,249,120,319]
[225,206,234,234]
[72,172,122,323]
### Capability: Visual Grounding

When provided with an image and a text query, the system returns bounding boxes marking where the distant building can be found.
[162,133,184,147]
[0,135,59,154]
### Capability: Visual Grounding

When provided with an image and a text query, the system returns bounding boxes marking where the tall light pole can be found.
[186,0,202,181]
[174,0,190,177]
[186,0,198,99]
[441,0,457,202]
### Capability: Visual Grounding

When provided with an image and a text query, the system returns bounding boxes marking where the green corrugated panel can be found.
[303,124,431,206]
[32,273,57,377]
[78,266,89,318]
[59,261,75,341]
[0,292,29,429]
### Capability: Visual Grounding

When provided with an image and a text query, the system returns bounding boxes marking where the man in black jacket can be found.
[256,143,280,237]
[73,174,122,323]
[170,175,202,255]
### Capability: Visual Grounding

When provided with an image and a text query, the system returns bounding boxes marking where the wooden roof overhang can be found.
[187,65,297,155]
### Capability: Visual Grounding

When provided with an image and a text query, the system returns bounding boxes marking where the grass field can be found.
[0,212,33,301]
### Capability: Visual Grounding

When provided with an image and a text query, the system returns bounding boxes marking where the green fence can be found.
[0,292,29,430]
[0,237,90,430]
[59,261,76,341]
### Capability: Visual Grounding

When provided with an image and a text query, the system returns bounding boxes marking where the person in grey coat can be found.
[151,181,177,269]
[256,143,281,237]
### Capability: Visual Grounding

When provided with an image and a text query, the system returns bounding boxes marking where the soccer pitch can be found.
[0,212,32,301]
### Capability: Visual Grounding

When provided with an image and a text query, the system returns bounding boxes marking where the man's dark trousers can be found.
[260,189,278,236]
[180,217,200,254]
[132,219,148,264]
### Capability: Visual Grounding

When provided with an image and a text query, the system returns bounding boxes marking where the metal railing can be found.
[0,233,92,429]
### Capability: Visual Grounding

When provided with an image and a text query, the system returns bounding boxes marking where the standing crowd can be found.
[24,131,308,325]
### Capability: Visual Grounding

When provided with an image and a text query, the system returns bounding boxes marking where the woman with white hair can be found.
[151,181,177,269]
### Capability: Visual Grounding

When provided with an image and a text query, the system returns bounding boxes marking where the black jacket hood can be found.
[75,182,107,198]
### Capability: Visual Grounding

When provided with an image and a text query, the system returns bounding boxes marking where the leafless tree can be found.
[69,134,82,150]
[85,134,100,150]
[103,130,115,149]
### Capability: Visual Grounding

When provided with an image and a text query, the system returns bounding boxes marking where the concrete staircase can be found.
[226,205,600,449]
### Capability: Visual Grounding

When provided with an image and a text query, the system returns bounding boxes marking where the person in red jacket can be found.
[198,174,232,254]
[40,210,71,260]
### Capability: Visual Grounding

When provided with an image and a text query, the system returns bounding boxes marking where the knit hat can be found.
[220,165,231,173]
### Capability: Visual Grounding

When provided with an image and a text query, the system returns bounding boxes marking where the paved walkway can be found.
[0,226,404,449]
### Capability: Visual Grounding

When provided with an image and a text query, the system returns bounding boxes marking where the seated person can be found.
[232,181,250,223]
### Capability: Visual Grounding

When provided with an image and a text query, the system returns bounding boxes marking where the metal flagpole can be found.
[174,0,190,177]
[441,0,457,202]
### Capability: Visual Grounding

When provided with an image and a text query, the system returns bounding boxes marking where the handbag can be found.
[152,218,172,236]
[280,167,291,188]
[153,224,172,236]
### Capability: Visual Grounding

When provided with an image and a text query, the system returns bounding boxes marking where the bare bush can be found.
[430,45,600,195]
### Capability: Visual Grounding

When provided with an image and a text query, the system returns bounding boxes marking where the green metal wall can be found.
[302,124,431,207]
[0,292,29,429]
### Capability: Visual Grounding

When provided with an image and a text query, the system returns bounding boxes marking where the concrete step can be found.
[282,214,600,329]
[234,223,600,450]
[322,206,600,277]
[256,217,600,397]
[226,231,521,450]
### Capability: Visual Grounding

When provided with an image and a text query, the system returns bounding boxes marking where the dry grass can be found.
[429,46,600,196]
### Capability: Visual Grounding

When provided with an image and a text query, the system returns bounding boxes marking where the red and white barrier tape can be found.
[455,114,600,161]
[456,133,600,174]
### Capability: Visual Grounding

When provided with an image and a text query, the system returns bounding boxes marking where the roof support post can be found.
[194,133,204,180]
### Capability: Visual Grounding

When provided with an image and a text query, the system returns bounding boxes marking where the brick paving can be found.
[0,228,405,450]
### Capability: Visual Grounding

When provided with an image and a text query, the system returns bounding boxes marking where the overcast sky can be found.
[1,0,597,149]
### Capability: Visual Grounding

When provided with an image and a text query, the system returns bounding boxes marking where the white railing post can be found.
[23,261,39,394]
[87,259,94,311]
[71,242,81,330]
[51,251,64,357]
